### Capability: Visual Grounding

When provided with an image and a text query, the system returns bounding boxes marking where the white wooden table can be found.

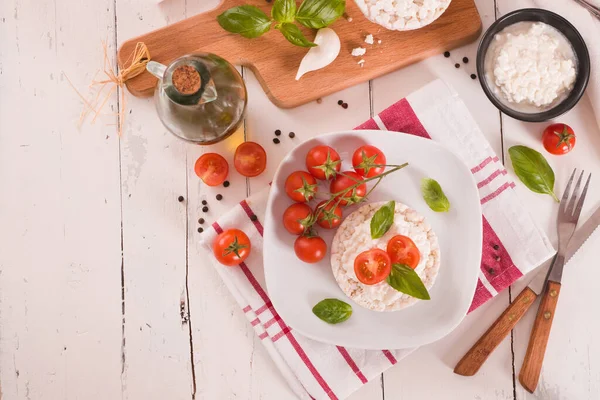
[1,0,599,398]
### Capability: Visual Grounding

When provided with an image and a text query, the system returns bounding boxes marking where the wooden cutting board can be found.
[118,0,482,108]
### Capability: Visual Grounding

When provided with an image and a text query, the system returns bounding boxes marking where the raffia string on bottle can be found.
[66,41,150,136]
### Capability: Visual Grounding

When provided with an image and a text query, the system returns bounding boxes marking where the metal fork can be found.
[519,169,592,392]
[573,0,600,20]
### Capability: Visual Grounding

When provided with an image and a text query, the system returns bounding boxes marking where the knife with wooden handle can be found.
[454,205,600,377]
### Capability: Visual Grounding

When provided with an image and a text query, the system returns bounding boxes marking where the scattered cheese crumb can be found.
[358,59,365,67]
[348,17,353,22]
[377,39,382,44]
[365,34,374,45]
[351,47,366,57]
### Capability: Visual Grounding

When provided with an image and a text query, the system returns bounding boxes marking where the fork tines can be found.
[560,169,592,221]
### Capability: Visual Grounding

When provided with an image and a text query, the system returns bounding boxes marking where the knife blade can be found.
[528,204,600,295]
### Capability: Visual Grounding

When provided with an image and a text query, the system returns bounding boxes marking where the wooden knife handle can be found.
[454,287,537,376]
[519,281,561,393]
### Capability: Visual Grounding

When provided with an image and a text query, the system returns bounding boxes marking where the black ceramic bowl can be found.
[476,8,590,122]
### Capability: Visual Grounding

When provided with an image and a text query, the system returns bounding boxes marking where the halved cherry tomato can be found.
[212,229,251,266]
[234,142,267,177]
[354,249,392,285]
[330,171,366,206]
[315,201,342,229]
[195,153,229,186]
[285,171,318,203]
[542,123,576,155]
[305,145,341,180]
[294,235,327,264]
[352,145,386,178]
[386,235,420,269]
[283,203,313,235]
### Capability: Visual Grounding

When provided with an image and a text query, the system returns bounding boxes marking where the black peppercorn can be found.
[178,196,184,202]
[198,218,205,224]
[470,74,477,80]
[488,268,496,275]
[223,181,230,187]
[495,255,501,262]
[198,227,204,233]
[202,206,209,213]
[250,215,258,222]
[338,100,343,105]
[342,103,348,109]
[216,194,223,201]
[273,138,280,144]
[462,57,469,63]
[289,132,295,138]
[275,129,281,136]
[202,200,207,205]
[493,244,499,250]
[444,51,450,58]
[454,63,460,68]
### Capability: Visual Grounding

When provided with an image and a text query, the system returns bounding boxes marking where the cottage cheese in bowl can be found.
[484,21,577,113]
[331,201,441,312]
[355,0,452,31]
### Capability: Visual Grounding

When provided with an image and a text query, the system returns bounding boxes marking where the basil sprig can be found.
[386,264,431,300]
[296,0,346,29]
[216,5,272,39]
[217,0,345,47]
[509,145,559,202]
[312,299,352,324]
[370,201,395,239]
[421,178,450,212]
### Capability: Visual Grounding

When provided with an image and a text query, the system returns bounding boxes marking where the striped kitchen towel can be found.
[201,79,555,400]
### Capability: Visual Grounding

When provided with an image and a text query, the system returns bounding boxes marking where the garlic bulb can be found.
[296,28,341,81]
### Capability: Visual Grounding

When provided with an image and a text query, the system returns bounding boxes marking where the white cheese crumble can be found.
[365,34,374,45]
[358,59,365,67]
[331,202,440,312]
[355,0,452,31]
[484,22,577,110]
[351,47,366,57]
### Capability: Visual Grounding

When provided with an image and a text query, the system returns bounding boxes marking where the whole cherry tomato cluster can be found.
[282,144,396,264]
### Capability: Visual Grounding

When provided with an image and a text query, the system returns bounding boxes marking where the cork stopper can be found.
[172,65,201,95]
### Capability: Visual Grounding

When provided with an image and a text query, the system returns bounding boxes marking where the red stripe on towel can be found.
[240,199,263,236]
[377,98,431,139]
[481,182,513,205]
[382,350,397,365]
[477,169,508,189]
[336,347,368,384]
[213,221,338,400]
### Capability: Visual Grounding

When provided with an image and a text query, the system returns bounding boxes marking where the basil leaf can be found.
[421,178,450,212]
[296,0,345,29]
[312,299,352,324]
[386,264,431,300]
[217,6,272,39]
[277,23,317,47]
[272,0,296,23]
[508,145,559,202]
[370,201,395,239]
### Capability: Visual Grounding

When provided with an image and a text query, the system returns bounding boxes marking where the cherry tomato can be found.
[352,145,386,178]
[285,171,318,203]
[386,235,421,269]
[542,123,576,155]
[330,171,366,206]
[315,201,343,229]
[294,235,327,264]
[195,153,229,187]
[283,203,313,235]
[354,249,392,285]
[234,142,267,177]
[212,229,251,266]
[305,145,341,180]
